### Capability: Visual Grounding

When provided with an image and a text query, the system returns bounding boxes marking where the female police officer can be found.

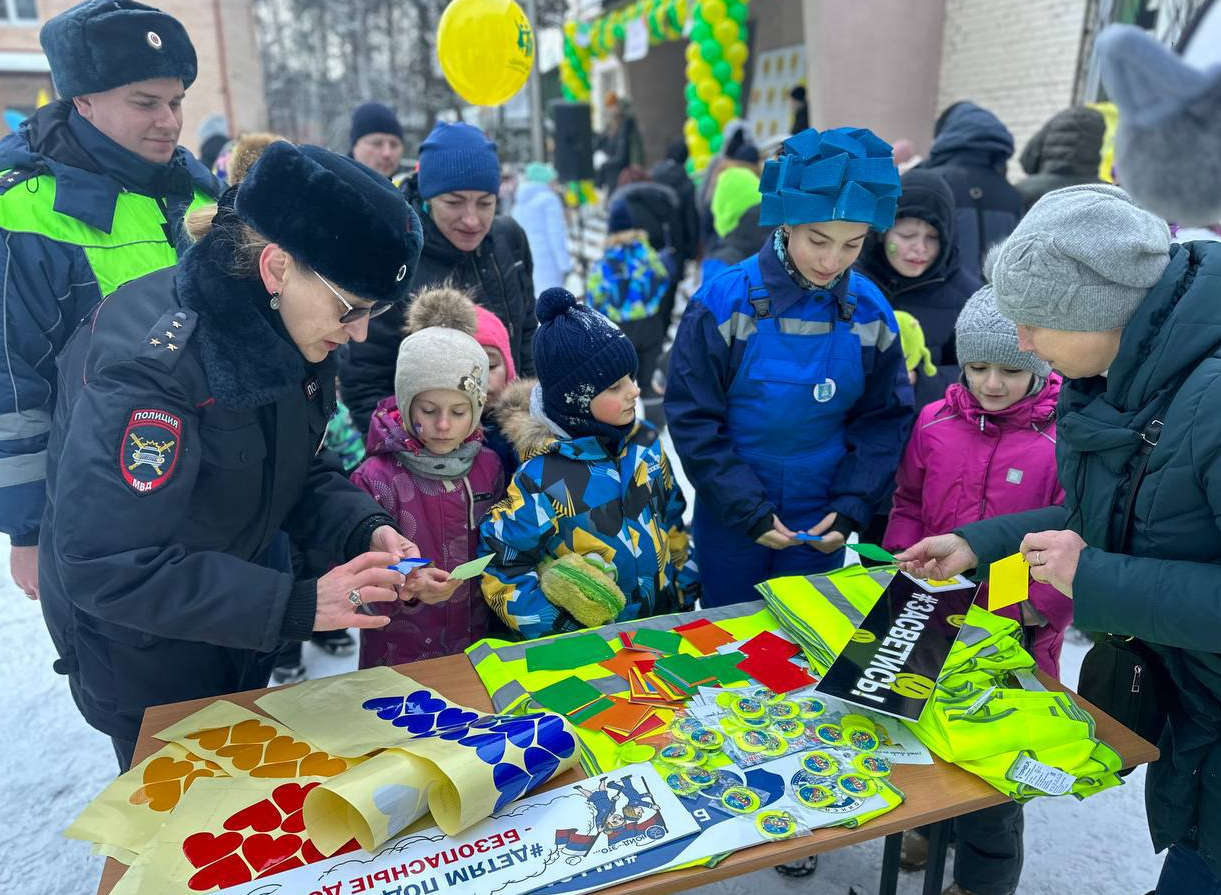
[38,142,438,768]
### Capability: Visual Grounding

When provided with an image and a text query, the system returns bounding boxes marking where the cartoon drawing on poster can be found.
[557,774,669,863]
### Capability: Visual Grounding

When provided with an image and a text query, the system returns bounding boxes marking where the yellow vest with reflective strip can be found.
[0,170,214,297]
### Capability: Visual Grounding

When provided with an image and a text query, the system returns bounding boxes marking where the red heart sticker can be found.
[242,832,303,874]
[223,797,281,833]
[271,781,317,814]
[187,853,252,891]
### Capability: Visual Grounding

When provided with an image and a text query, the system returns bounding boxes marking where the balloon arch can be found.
[560,0,752,177]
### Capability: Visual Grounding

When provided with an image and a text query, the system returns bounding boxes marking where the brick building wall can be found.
[0,0,266,154]
[936,0,1090,177]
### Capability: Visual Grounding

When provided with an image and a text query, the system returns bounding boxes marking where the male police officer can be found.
[0,0,218,599]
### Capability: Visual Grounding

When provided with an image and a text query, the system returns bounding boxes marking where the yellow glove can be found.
[895,310,937,377]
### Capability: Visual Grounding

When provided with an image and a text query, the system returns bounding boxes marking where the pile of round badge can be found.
[756,809,800,839]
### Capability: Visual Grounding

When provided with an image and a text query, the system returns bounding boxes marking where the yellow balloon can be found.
[692,152,712,171]
[732,62,745,82]
[684,119,700,141]
[695,76,719,104]
[437,0,534,106]
[689,135,710,156]
[714,18,738,45]
[702,0,727,22]
[687,59,712,83]
[685,41,702,63]
[675,0,688,18]
[710,94,735,125]
[724,39,748,66]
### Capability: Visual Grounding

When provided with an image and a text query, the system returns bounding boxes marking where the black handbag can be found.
[1075,404,1175,754]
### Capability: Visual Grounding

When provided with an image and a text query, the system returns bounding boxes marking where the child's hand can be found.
[896,534,978,580]
[804,512,846,553]
[756,516,799,550]
[370,525,421,562]
[411,568,462,605]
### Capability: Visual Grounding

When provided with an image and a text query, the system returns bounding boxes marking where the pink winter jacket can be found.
[883,376,1072,677]
[352,396,505,668]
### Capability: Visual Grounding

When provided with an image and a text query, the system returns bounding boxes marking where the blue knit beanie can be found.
[534,288,638,442]
[607,198,634,234]
[42,0,196,100]
[349,101,403,151]
[417,121,501,199]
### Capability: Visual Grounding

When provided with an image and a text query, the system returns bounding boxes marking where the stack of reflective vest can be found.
[758,567,1124,802]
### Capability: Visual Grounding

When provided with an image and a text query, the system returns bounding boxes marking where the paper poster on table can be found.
[814,572,980,721]
[535,749,904,895]
[207,764,698,895]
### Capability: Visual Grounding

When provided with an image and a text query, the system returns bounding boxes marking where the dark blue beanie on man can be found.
[349,101,403,151]
[41,0,197,99]
[417,121,501,199]
[534,288,639,444]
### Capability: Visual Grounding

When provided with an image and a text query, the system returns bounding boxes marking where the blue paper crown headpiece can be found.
[758,126,901,231]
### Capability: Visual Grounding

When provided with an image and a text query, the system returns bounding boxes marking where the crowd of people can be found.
[2,3,1220,895]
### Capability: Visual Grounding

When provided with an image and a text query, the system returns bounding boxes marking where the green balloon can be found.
[613,23,625,40]
[709,133,723,152]
[698,115,718,138]
[685,82,697,102]
[687,99,708,119]
[691,22,710,43]
[728,2,748,23]
[723,81,741,100]
[712,60,732,82]
[700,38,722,62]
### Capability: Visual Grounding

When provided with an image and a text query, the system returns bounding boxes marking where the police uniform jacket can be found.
[38,226,392,741]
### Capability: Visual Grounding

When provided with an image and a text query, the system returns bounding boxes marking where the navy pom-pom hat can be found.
[759,126,901,231]
[533,288,638,437]
[236,142,424,305]
[41,0,197,100]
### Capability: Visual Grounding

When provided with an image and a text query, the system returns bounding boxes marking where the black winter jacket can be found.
[38,231,390,744]
[1016,107,1106,213]
[341,174,537,435]
[649,158,700,265]
[922,103,1024,281]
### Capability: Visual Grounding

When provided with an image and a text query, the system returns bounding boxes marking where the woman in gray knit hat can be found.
[897,182,1221,894]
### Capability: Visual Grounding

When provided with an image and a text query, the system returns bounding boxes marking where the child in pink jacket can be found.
[884,284,1071,677]
[884,284,1070,895]
[353,287,506,668]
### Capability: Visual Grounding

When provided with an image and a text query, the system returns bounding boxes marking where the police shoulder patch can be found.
[119,408,183,493]
[0,168,38,196]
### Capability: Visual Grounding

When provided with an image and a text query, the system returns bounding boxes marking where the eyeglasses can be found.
[313,270,393,324]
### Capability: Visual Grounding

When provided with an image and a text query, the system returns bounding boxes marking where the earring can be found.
[269,291,280,311]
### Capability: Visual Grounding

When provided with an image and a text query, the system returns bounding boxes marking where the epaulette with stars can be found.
[138,309,197,370]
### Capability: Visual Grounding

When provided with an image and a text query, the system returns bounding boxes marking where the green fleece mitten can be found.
[895,310,937,377]
[539,553,627,628]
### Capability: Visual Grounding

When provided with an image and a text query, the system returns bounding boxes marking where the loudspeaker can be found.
[551,101,594,182]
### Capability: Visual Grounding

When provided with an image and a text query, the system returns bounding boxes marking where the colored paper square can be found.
[654,654,718,688]
[671,619,711,633]
[598,649,658,681]
[740,631,800,660]
[569,695,617,725]
[988,553,1030,611]
[601,713,666,744]
[532,676,604,715]
[847,542,898,563]
[448,553,494,580]
[677,621,736,654]
[699,652,750,685]
[629,628,684,655]
[736,653,815,694]
[576,696,652,734]
[524,632,615,672]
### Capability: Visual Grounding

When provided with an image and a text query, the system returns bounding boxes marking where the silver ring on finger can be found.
[1035,551,1044,566]
[348,588,364,609]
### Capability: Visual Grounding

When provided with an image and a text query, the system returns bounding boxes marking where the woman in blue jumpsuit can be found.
[665,127,914,608]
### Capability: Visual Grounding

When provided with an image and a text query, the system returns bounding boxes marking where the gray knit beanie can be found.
[956,285,1052,377]
[394,328,489,426]
[985,183,1171,332]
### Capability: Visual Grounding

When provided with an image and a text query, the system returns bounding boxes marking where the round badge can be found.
[853,753,893,778]
[659,743,701,765]
[766,701,799,720]
[680,766,718,789]
[848,728,881,753]
[731,696,766,719]
[795,782,838,809]
[395,263,408,282]
[797,697,827,719]
[734,729,784,754]
[801,750,839,777]
[756,809,799,838]
[720,786,762,814]
[673,718,705,740]
[813,378,837,403]
[813,723,846,746]
[772,718,807,739]
[688,727,725,750]
[840,713,875,733]
[146,30,162,49]
[735,714,771,729]
[836,773,877,797]
[715,691,739,709]
[664,771,699,796]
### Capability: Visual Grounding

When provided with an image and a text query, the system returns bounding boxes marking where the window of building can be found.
[0,0,38,23]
